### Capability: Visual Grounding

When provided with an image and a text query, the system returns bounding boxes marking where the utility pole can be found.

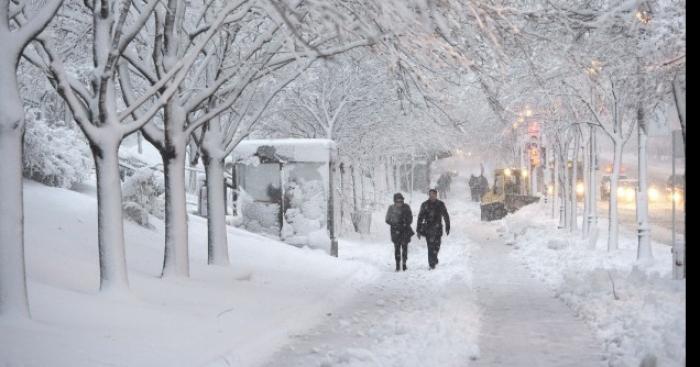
[671,130,685,279]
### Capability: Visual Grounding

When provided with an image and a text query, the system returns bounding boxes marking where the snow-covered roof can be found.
[232,139,338,163]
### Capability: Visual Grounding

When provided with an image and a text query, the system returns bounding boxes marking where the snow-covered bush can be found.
[22,110,92,188]
[281,178,329,251]
[122,168,165,227]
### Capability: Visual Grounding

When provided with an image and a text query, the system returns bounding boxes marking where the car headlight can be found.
[672,190,684,204]
[576,182,585,195]
[625,188,635,202]
[617,187,625,198]
[648,187,660,201]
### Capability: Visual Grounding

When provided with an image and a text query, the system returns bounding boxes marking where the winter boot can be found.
[395,261,400,272]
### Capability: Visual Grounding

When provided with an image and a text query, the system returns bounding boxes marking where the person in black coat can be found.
[385,193,414,271]
[477,174,489,201]
[416,189,450,270]
[468,174,479,202]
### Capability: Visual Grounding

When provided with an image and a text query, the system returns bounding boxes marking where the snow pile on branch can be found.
[22,112,91,189]
[505,203,685,367]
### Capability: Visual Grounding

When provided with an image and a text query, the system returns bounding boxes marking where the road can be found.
[596,200,685,246]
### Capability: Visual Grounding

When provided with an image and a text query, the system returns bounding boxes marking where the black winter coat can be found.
[417,199,450,237]
[385,204,414,244]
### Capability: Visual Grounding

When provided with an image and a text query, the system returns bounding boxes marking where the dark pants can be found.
[394,241,408,266]
[426,235,442,268]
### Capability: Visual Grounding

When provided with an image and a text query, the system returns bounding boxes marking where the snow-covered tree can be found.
[23,0,239,291]
[0,0,63,318]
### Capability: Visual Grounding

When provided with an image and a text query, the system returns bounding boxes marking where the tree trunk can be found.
[582,135,590,237]
[570,132,580,232]
[360,165,367,209]
[393,159,399,193]
[93,138,130,292]
[351,163,359,213]
[608,141,623,251]
[559,147,569,229]
[371,165,378,207]
[161,145,190,277]
[0,80,30,316]
[672,75,686,145]
[384,157,391,197]
[552,145,559,219]
[587,127,599,238]
[204,154,230,266]
[636,119,652,260]
[410,153,415,202]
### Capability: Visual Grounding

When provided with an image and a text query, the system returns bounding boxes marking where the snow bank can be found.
[504,202,685,367]
[0,180,380,367]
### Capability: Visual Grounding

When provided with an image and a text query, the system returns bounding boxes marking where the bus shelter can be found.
[231,139,339,256]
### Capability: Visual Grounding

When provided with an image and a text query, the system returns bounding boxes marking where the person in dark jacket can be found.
[468,174,479,202]
[416,189,450,270]
[477,173,489,201]
[385,193,414,271]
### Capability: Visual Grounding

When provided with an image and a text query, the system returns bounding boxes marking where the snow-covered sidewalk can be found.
[466,214,605,366]
[256,222,480,367]
[504,202,685,367]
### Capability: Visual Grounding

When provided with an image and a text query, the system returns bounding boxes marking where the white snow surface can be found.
[1,158,684,367]
[0,180,378,367]
[256,209,480,367]
[503,202,685,367]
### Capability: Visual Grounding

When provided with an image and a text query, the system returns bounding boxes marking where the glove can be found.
[446,228,450,236]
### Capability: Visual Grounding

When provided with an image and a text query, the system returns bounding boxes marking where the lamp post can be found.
[635,3,653,261]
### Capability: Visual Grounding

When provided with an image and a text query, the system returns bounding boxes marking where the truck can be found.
[480,168,540,221]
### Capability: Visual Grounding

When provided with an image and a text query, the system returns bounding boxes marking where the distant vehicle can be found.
[600,175,628,201]
[667,174,685,190]
[480,168,539,221]
[666,174,685,205]
[616,179,638,203]
[576,179,584,202]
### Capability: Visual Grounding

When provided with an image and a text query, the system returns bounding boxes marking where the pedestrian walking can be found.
[416,189,450,270]
[469,174,479,202]
[437,173,451,199]
[385,193,414,271]
[477,173,489,201]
